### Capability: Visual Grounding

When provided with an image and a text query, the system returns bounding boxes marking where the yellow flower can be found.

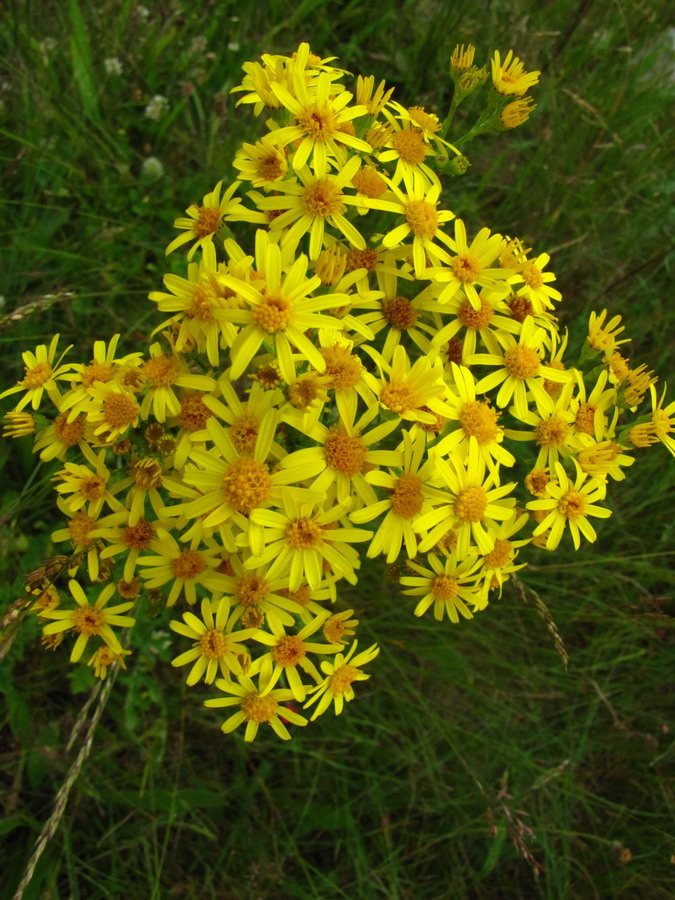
[426,219,510,309]
[87,645,131,680]
[647,384,675,456]
[166,180,266,260]
[253,157,370,260]
[170,596,257,685]
[248,495,370,591]
[450,44,476,72]
[1,334,72,412]
[216,235,348,381]
[499,97,536,129]
[415,440,516,558]
[233,135,289,188]
[41,579,135,663]
[505,380,579,469]
[510,252,562,313]
[363,344,455,424]
[471,316,571,419]
[400,552,484,622]
[2,411,37,438]
[350,429,447,563]
[587,309,630,356]
[491,50,540,96]
[140,342,215,423]
[52,447,115,518]
[137,529,227,607]
[204,673,308,741]
[528,461,611,550]
[303,640,379,719]
[265,70,371,177]
[249,613,341,702]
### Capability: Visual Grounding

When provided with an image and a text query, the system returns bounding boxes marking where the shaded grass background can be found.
[1,0,674,897]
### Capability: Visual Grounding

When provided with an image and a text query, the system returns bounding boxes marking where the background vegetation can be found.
[1,0,674,897]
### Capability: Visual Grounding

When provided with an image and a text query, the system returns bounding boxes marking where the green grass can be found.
[1,1,674,898]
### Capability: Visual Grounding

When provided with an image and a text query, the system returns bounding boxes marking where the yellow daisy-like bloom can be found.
[33,412,89,462]
[204,673,308,741]
[3,411,37,438]
[400,552,484,622]
[506,380,580,469]
[266,70,371,177]
[527,460,611,550]
[166,180,266,260]
[500,97,536,129]
[253,158,370,260]
[59,334,144,416]
[587,309,630,356]
[491,50,540,96]
[167,413,324,555]
[248,494,370,591]
[478,511,530,597]
[303,640,379,719]
[87,645,130,680]
[569,370,617,442]
[350,429,449,563]
[282,401,402,508]
[363,344,455,425]
[647,384,675,456]
[249,614,342,702]
[213,550,305,632]
[471,316,571,418]
[40,579,135,663]
[574,437,634,485]
[79,382,141,444]
[1,334,72,412]
[378,109,439,191]
[96,508,162,582]
[374,172,457,276]
[52,447,115,518]
[426,219,510,309]
[149,244,242,366]
[233,135,289,188]
[137,529,226,607]
[51,503,106,581]
[139,342,215,423]
[450,44,476,72]
[322,609,358,645]
[429,285,522,363]
[216,235,348,381]
[355,74,395,116]
[432,363,516,473]
[510,252,562,313]
[199,377,285,460]
[169,596,257,685]
[415,440,516,558]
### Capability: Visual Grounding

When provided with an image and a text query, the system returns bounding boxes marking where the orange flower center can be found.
[199,629,227,659]
[535,416,569,447]
[286,517,324,550]
[380,380,416,414]
[171,550,207,581]
[575,403,597,435]
[222,458,272,513]
[383,296,418,330]
[73,605,105,635]
[241,692,278,723]
[451,254,482,283]
[432,574,459,600]
[272,634,306,667]
[81,362,115,386]
[144,354,181,387]
[325,429,367,475]
[329,663,359,694]
[124,519,154,550]
[525,469,550,496]
[484,538,511,568]
[558,491,587,520]
[459,400,500,444]
[345,248,379,271]
[503,345,540,379]
[102,391,140,428]
[193,205,221,238]
[390,472,424,518]
[68,512,97,547]
[301,180,344,218]
[187,286,214,321]
[53,413,85,446]
[392,128,426,165]
[178,393,212,432]
[508,295,534,322]
[298,104,338,140]
[80,474,107,501]
[235,573,269,606]
[321,345,362,390]
[130,457,163,489]
[351,167,387,198]
[258,152,285,182]
[521,262,544,289]
[405,199,438,238]
[23,361,52,389]
[458,297,493,329]
[454,486,487,523]
[230,414,261,455]
[253,294,292,333]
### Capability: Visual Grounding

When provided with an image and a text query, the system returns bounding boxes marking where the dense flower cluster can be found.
[2,44,672,740]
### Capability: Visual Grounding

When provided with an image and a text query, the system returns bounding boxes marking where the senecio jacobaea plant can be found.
[2,43,673,742]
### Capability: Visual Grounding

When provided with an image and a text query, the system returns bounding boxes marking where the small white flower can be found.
[144,94,169,121]
[141,156,164,180]
[104,57,123,76]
